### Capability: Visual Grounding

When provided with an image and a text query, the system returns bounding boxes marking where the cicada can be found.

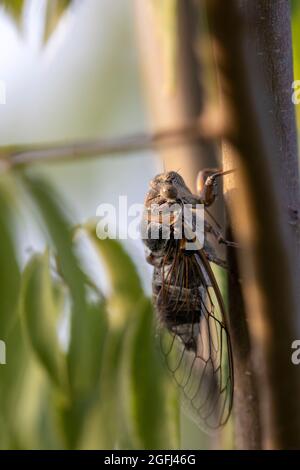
[142,169,235,431]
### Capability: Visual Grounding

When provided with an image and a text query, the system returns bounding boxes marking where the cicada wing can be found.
[155,247,233,432]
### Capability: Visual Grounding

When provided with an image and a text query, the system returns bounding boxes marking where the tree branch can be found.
[134,0,219,191]
[206,0,300,449]
[0,118,224,168]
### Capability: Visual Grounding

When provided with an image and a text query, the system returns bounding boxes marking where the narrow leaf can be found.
[124,298,180,449]
[68,295,108,397]
[21,174,86,308]
[0,177,21,337]
[44,0,72,42]
[84,222,143,311]
[20,251,67,390]
[21,174,90,397]
[0,0,24,24]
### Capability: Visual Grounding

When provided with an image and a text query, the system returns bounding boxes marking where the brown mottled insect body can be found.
[153,246,204,352]
[142,170,234,430]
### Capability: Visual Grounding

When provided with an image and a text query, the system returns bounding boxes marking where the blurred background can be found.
[0,0,299,450]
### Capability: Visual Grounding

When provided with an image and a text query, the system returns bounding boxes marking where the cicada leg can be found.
[203,241,228,270]
[197,168,236,207]
[204,220,239,249]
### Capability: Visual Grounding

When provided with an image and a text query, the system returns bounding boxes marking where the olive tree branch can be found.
[0,116,224,168]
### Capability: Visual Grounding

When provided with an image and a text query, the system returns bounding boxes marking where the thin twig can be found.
[0,117,224,168]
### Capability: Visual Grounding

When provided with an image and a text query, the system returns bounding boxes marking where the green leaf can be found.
[19,251,67,390]
[68,295,108,398]
[0,176,21,337]
[0,0,24,24]
[292,0,300,127]
[0,177,38,446]
[123,298,180,449]
[84,222,143,317]
[83,223,179,449]
[21,177,113,447]
[44,0,73,42]
[0,321,33,449]
[59,294,108,449]
[21,174,86,310]
[0,0,73,40]
[95,328,129,448]
[81,224,147,447]
[21,175,93,399]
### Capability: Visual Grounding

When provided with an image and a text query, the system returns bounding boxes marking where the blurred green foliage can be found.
[291,0,300,127]
[0,0,299,451]
[43,0,73,42]
[0,0,180,450]
[151,0,178,90]
[0,0,73,41]
[0,0,23,24]
[0,173,179,449]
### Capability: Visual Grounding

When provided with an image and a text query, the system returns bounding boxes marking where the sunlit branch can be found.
[0,115,225,167]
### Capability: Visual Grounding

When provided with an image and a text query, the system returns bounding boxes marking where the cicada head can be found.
[147,171,198,206]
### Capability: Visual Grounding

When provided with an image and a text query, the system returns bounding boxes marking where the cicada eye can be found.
[165,171,176,182]
[150,174,163,190]
[164,171,185,187]
[161,185,178,200]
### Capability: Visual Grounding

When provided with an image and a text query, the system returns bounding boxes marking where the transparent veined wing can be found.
[153,242,234,432]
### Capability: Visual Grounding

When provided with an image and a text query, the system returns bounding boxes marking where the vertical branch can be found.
[134,0,217,191]
[206,0,300,449]
[134,0,223,448]
[243,0,300,309]
[223,155,262,449]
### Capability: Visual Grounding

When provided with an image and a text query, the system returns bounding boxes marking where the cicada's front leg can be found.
[196,167,239,249]
[197,168,235,207]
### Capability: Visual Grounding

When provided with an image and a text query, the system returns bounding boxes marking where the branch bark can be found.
[243,0,300,309]
[134,0,226,449]
[0,119,222,168]
[225,216,262,449]
[206,0,300,449]
[134,0,218,191]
